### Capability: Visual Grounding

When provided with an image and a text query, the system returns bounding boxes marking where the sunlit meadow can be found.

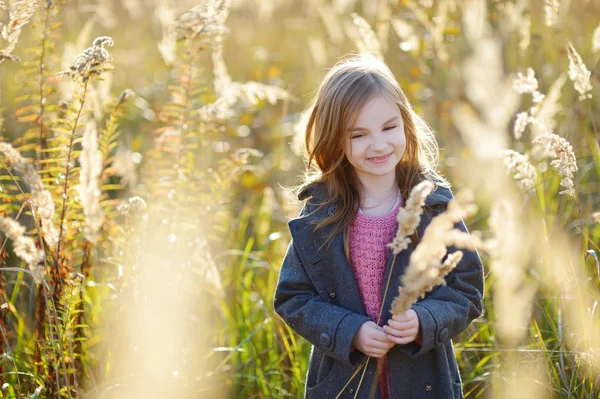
[0,0,599,398]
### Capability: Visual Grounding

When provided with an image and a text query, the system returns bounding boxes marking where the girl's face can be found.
[343,94,406,184]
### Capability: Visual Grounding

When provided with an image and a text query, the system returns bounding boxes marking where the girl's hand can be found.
[351,321,395,358]
[383,309,421,345]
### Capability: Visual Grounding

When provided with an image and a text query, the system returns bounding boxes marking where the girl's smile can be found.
[367,153,393,164]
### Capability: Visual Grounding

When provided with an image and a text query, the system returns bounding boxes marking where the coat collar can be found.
[288,180,454,319]
[296,180,453,214]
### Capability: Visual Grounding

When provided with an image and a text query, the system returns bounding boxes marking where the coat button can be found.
[327,204,338,216]
[349,388,354,394]
[425,385,432,391]
[329,292,336,299]
[319,332,331,347]
[439,328,449,342]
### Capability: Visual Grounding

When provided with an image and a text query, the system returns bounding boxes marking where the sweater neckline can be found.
[357,194,403,218]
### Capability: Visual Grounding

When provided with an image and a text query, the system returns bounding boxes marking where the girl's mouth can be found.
[367,153,392,164]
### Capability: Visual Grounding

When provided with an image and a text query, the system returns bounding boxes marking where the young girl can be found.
[273,53,484,399]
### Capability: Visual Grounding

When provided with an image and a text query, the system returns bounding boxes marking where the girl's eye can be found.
[384,125,397,131]
[351,134,364,139]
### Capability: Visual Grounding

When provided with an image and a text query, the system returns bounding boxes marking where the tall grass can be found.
[0,0,599,398]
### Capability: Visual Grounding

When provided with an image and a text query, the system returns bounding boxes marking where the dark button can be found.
[327,204,338,216]
[439,328,449,342]
[349,388,354,394]
[329,292,336,299]
[319,332,331,347]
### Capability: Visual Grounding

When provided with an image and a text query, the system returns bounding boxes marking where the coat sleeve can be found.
[273,239,371,368]
[396,212,485,358]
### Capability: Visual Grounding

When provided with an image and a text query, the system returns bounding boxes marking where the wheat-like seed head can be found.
[486,200,537,346]
[350,12,382,59]
[0,142,59,248]
[566,41,593,101]
[543,0,560,27]
[0,0,38,63]
[532,132,578,196]
[0,216,45,282]
[593,24,600,53]
[513,68,538,95]
[56,36,114,83]
[390,189,480,315]
[174,1,231,48]
[198,45,289,123]
[76,120,104,244]
[501,149,537,192]
[387,180,434,255]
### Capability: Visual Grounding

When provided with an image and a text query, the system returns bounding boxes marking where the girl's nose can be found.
[370,135,387,151]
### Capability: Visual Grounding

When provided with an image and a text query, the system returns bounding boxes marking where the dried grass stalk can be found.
[0,142,59,248]
[349,12,382,59]
[387,180,433,255]
[532,132,578,196]
[501,149,537,192]
[390,189,482,315]
[0,0,38,63]
[0,216,44,282]
[76,120,104,244]
[566,41,593,101]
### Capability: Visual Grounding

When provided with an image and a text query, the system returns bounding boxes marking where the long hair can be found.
[294,53,450,259]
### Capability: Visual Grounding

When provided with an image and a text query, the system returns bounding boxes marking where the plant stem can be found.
[38,4,51,166]
[55,80,89,288]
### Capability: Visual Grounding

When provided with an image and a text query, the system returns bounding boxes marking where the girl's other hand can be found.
[351,321,395,358]
[383,309,421,345]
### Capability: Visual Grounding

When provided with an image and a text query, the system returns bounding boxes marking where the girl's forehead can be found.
[351,95,402,126]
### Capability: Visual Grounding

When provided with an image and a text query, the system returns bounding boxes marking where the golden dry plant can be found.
[390,187,482,316]
[0,0,38,63]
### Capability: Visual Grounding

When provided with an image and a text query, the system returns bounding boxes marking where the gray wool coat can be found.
[273,181,485,399]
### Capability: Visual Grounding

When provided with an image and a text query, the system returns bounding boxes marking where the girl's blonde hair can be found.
[294,52,450,258]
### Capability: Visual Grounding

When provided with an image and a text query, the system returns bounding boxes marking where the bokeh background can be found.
[1,0,600,397]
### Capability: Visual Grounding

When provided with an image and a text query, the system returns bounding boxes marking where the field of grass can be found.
[1,0,600,398]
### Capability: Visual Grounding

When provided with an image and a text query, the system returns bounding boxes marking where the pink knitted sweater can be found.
[349,194,404,399]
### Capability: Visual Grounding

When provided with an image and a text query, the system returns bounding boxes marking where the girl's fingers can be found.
[383,324,416,336]
[371,331,391,342]
[392,311,417,323]
[369,339,392,351]
[387,319,417,331]
[385,334,415,345]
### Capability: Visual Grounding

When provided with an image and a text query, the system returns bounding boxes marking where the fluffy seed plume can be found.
[350,13,382,59]
[0,143,59,248]
[387,180,434,255]
[513,68,538,95]
[173,0,231,49]
[485,200,537,345]
[0,0,38,63]
[592,212,600,224]
[566,41,593,101]
[0,216,45,283]
[76,121,104,244]
[501,150,537,192]
[513,112,530,140]
[543,0,559,27]
[56,36,114,83]
[198,45,289,122]
[530,74,566,139]
[532,132,578,196]
[593,24,600,53]
[390,189,482,315]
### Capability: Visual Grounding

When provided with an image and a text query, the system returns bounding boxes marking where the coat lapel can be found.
[289,214,367,316]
